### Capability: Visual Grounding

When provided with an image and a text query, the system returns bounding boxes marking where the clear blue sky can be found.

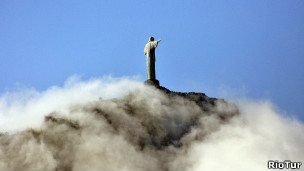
[1,1,303,120]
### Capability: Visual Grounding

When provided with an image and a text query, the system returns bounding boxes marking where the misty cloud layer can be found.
[0,77,303,171]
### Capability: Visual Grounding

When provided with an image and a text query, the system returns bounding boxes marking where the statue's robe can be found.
[144,41,159,80]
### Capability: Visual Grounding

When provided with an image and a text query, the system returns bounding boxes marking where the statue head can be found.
[149,37,154,42]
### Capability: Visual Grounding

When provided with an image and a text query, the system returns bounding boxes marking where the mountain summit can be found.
[0,84,239,170]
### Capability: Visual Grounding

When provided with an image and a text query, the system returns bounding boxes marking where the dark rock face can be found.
[135,83,239,148]
[156,85,239,122]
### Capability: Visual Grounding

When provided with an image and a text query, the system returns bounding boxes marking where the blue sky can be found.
[0,1,303,120]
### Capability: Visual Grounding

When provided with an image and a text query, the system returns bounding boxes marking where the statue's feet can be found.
[144,79,160,87]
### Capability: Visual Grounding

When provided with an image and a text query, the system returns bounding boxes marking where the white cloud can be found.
[0,75,142,132]
[0,76,303,170]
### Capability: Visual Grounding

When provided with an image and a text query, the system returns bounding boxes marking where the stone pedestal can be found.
[144,79,160,87]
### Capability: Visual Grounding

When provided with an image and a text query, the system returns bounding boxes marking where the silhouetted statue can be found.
[144,37,161,83]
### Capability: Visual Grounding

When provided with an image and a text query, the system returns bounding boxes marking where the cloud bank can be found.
[0,76,303,171]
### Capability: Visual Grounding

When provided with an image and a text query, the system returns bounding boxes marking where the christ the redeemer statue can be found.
[144,36,161,86]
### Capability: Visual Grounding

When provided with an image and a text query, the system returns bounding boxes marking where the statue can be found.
[144,36,161,86]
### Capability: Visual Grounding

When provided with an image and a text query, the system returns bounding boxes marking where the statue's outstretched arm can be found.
[157,39,161,43]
